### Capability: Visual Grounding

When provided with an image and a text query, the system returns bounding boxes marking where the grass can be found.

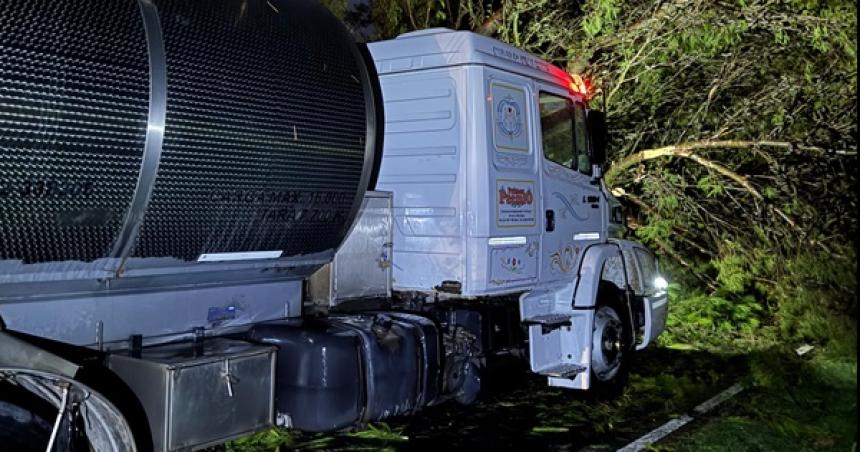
[218,347,749,451]
[658,349,857,452]
[219,346,856,451]
[223,422,409,452]
[216,337,857,452]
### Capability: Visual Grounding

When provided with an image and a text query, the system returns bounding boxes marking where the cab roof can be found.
[367,28,574,91]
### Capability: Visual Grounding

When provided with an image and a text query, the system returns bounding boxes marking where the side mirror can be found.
[587,110,608,167]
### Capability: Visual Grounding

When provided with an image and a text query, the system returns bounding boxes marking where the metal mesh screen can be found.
[0,0,374,265]
[0,0,149,263]
[132,0,370,260]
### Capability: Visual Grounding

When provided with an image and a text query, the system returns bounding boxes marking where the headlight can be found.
[653,276,668,291]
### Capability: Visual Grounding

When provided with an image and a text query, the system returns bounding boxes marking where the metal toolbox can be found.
[308,191,393,306]
[107,338,276,451]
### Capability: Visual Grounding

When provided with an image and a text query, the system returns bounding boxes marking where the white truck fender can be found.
[572,243,625,309]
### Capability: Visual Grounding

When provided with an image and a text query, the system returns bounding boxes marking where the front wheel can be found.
[589,284,633,397]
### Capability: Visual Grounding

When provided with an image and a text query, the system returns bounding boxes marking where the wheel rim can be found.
[591,306,624,381]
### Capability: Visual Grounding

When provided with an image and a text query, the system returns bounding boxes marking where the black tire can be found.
[588,281,634,398]
[0,381,53,452]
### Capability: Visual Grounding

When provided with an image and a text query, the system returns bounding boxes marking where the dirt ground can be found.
[242,347,749,451]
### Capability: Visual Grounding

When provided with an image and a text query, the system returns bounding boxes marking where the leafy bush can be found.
[656,242,857,356]
[770,246,857,355]
[658,283,770,350]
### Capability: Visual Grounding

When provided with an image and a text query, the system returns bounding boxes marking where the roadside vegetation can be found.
[660,350,857,452]
[227,0,856,450]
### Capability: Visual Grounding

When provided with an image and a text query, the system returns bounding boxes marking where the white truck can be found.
[0,2,667,450]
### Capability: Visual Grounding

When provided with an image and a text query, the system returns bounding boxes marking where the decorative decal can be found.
[500,255,524,273]
[494,153,529,168]
[497,96,523,138]
[550,245,581,273]
[490,243,538,284]
[497,179,536,227]
[491,82,529,152]
[552,192,589,221]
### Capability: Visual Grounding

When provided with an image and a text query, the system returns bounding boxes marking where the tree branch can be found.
[476,8,503,35]
[606,140,768,190]
[607,140,776,183]
[604,139,811,234]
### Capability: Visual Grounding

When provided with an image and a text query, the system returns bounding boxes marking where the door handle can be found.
[583,195,599,203]
[545,209,555,232]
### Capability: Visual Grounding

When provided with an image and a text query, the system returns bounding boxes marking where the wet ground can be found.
[269,347,749,451]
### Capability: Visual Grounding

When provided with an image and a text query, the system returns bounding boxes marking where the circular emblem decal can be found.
[496,96,523,138]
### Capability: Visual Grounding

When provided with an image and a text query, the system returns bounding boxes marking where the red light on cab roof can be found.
[569,74,590,98]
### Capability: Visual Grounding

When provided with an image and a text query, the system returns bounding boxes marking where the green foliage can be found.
[226,429,294,452]
[576,1,858,298]
[345,423,408,443]
[633,218,672,244]
[712,254,751,294]
[360,0,495,41]
[581,0,620,38]
[670,19,748,58]
[771,246,857,355]
[695,176,724,198]
[317,0,349,20]
[663,351,857,451]
[226,423,407,452]
[656,242,857,356]
[659,283,767,350]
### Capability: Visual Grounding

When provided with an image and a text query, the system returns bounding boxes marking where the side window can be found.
[539,92,574,167]
[572,102,590,175]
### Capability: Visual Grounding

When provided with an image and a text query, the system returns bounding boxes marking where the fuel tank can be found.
[246,312,443,432]
[0,0,380,285]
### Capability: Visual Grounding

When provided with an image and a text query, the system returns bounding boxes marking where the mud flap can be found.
[636,294,668,350]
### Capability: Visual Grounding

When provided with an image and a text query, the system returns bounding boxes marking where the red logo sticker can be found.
[499,187,534,207]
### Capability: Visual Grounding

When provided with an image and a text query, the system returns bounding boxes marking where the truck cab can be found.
[370,28,611,296]
[369,29,668,388]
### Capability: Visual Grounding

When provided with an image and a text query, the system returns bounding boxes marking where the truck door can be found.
[484,69,542,291]
[536,85,604,284]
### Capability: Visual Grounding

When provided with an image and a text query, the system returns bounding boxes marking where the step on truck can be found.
[0,1,669,450]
